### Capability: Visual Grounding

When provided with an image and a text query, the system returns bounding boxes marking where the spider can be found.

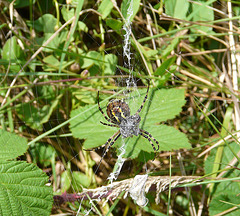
[93,84,159,162]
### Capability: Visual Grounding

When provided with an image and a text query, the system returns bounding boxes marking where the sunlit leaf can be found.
[29,142,56,167]
[61,170,72,192]
[106,18,123,30]
[0,161,53,216]
[154,56,177,76]
[81,51,102,68]
[72,171,91,191]
[33,14,58,33]
[61,7,75,22]
[0,129,28,161]
[191,0,214,33]
[2,36,22,60]
[98,0,113,19]
[70,88,190,159]
[121,0,140,22]
[78,21,88,32]
[2,36,24,72]
[16,97,60,131]
[104,54,118,75]
[165,0,189,19]
[205,142,240,215]
[209,193,240,216]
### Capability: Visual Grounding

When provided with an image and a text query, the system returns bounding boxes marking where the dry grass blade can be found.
[78,175,201,205]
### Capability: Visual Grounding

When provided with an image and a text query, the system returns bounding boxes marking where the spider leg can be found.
[139,130,159,161]
[136,82,150,115]
[100,121,119,128]
[97,91,113,123]
[139,131,157,152]
[140,129,159,151]
[98,130,121,166]
[84,130,120,152]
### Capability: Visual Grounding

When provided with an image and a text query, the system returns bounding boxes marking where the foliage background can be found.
[1,0,240,215]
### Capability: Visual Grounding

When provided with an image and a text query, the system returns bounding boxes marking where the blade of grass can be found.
[105,191,124,216]
[58,0,84,74]
[194,96,240,161]
[167,153,172,216]
[27,89,124,146]
[211,105,233,179]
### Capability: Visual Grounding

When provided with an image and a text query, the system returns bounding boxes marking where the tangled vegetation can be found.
[1,0,240,215]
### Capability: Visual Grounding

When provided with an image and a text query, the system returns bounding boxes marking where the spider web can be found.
[0,0,195,215]
[73,0,151,213]
[1,0,149,214]
[107,0,134,185]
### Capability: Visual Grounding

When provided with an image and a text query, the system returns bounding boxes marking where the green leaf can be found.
[191,0,214,33]
[10,0,36,8]
[73,89,96,105]
[98,0,113,19]
[142,46,158,58]
[78,21,88,32]
[209,193,240,216]
[43,55,60,66]
[2,36,22,60]
[70,88,190,159]
[204,142,240,177]
[104,54,118,75]
[43,55,68,70]
[41,96,61,124]
[139,88,186,123]
[165,0,189,19]
[233,6,240,16]
[106,18,123,30]
[61,7,75,22]
[69,0,79,6]
[36,31,68,53]
[205,142,240,215]
[43,55,60,71]
[16,104,43,130]
[58,30,69,45]
[121,0,140,22]
[0,161,53,216]
[0,129,28,161]
[16,97,60,131]
[161,37,179,58]
[35,79,56,99]
[31,14,68,52]
[61,171,91,192]
[2,36,24,72]
[81,51,102,68]
[33,14,58,33]
[29,142,56,167]
[72,171,91,191]
[61,170,72,192]
[154,56,176,76]
[121,124,190,158]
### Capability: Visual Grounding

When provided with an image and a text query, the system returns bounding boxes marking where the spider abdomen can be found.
[120,114,141,138]
[96,84,159,161]
[107,99,130,124]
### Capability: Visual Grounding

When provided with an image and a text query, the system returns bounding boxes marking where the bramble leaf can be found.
[0,129,28,161]
[70,88,190,159]
[0,161,53,216]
